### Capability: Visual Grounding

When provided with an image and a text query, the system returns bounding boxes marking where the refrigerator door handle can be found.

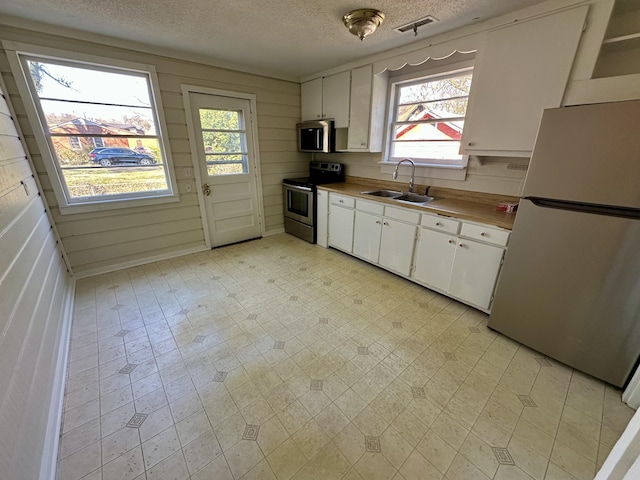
[527,197,640,220]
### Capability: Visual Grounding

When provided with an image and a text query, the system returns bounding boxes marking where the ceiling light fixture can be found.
[343,9,385,41]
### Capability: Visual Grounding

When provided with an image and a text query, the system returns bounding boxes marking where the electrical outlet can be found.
[184,168,192,177]
[185,183,192,193]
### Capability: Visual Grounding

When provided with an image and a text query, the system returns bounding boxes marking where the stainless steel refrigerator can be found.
[488,100,640,388]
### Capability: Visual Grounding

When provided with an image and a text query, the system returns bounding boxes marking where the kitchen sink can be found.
[394,193,438,205]
[361,190,403,198]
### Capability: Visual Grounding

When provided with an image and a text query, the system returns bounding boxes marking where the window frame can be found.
[383,59,474,172]
[4,41,179,214]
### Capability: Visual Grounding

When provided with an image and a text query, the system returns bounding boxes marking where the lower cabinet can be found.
[378,218,416,277]
[352,211,416,276]
[413,229,457,292]
[413,225,506,310]
[328,194,355,252]
[325,191,509,312]
[353,210,382,262]
[447,239,505,309]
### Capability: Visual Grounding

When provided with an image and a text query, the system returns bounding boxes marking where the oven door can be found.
[283,183,314,225]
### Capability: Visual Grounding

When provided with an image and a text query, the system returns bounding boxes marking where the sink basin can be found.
[394,193,438,205]
[361,190,403,198]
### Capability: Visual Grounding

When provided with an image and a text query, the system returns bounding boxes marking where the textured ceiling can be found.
[0,0,549,79]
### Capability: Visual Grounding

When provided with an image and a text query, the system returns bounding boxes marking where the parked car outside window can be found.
[89,147,155,167]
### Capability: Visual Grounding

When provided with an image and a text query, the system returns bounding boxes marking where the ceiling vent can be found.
[395,16,438,35]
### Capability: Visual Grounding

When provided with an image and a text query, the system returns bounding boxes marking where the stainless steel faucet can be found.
[392,158,416,193]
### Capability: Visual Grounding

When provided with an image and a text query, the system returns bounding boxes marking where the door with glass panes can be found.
[188,92,262,247]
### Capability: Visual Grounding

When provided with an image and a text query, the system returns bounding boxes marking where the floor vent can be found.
[395,16,438,35]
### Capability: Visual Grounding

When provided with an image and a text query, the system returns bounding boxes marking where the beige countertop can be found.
[318,177,519,230]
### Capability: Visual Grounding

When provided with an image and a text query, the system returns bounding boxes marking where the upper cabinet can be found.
[571,0,640,104]
[461,6,588,157]
[301,71,350,128]
[301,66,388,152]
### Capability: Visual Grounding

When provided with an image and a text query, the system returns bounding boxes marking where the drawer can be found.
[330,193,355,208]
[356,199,384,215]
[461,222,510,246]
[420,213,460,234]
[384,205,420,224]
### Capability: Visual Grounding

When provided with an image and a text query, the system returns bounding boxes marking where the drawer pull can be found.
[339,200,344,204]
[436,222,442,226]
[480,232,487,236]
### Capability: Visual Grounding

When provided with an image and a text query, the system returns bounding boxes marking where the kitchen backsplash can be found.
[320,152,529,198]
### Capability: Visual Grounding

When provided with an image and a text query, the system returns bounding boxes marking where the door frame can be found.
[182,84,265,248]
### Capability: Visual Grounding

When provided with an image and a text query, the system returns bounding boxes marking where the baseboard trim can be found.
[263,227,285,237]
[39,274,76,480]
[72,245,209,279]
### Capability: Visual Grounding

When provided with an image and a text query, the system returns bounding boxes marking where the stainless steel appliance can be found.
[297,120,336,153]
[283,161,344,243]
[488,100,640,388]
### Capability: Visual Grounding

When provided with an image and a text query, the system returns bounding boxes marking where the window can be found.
[68,136,81,150]
[386,66,473,167]
[7,45,177,212]
[199,108,248,175]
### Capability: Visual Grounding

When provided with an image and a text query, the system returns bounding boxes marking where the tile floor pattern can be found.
[58,234,635,480]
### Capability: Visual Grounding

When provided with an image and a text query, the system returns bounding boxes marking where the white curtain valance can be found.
[372,33,482,75]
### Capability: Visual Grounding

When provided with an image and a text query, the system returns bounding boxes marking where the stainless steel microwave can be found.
[297,120,335,153]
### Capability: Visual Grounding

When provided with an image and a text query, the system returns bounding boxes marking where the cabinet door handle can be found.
[383,222,389,226]
[459,243,466,247]
[339,200,344,204]
[480,232,487,236]
[375,220,381,224]
[448,239,455,244]
[436,222,442,226]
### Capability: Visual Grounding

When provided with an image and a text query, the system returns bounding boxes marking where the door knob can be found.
[203,183,211,196]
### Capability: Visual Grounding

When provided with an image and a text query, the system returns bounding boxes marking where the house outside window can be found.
[68,136,81,150]
[6,44,178,213]
[386,64,473,169]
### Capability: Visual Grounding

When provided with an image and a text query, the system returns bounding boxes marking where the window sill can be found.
[380,161,466,170]
[58,193,181,215]
[378,161,467,181]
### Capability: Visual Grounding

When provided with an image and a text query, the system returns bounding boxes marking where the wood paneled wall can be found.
[0,80,74,480]
[0,25,309,276]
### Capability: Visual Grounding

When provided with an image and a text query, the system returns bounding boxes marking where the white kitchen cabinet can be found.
[413,228,457,291]
[412,216,508,310]
[351,200,418,276]
[378,218,417,277]
[347,65,372,151]
[353,210,382,262]
[461,5,588,156]
[316,188,329,247]
[448,239,505,310]
[301,71,351,128]
[565,0,640,105]
[328,193,354,252]
[324,192,508,311]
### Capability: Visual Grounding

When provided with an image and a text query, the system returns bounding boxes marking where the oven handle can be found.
[285,184,313,192]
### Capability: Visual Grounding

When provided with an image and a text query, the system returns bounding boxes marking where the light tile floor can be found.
[57,234,635,480]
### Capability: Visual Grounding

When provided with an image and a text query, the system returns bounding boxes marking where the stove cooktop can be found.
[283,161,344,187]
